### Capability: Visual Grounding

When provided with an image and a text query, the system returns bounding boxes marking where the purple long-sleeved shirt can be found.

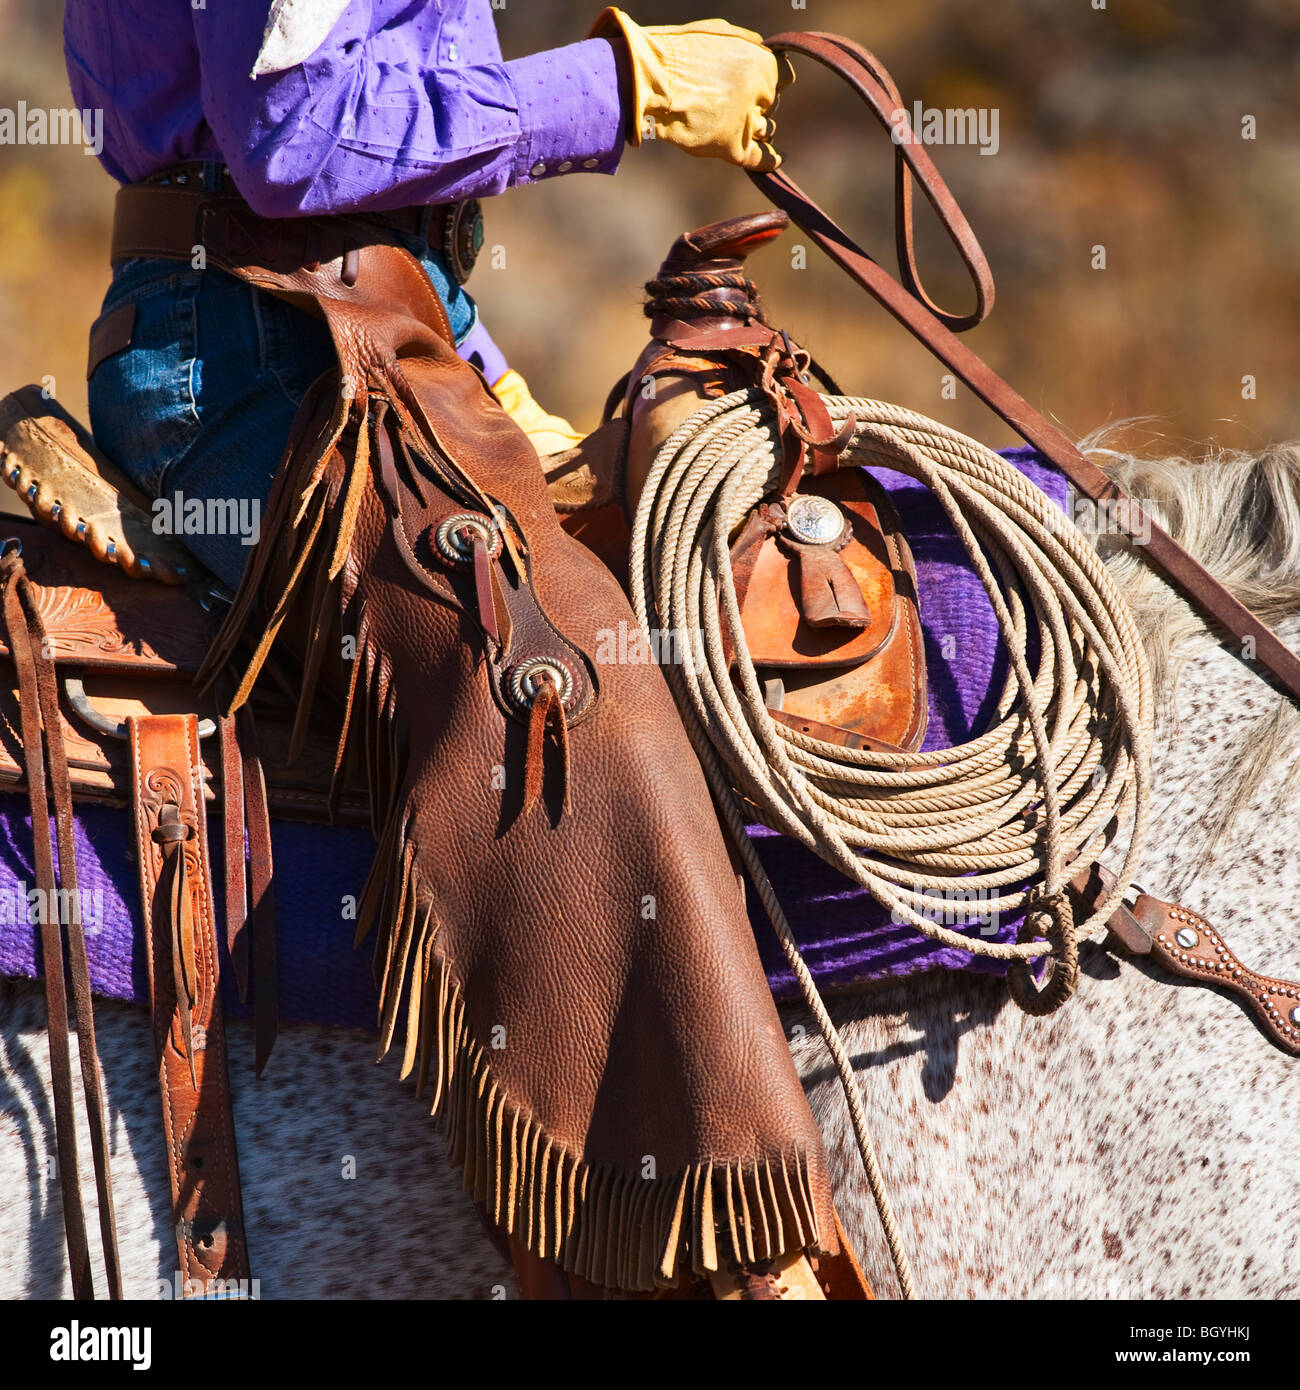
[62,0,627,216]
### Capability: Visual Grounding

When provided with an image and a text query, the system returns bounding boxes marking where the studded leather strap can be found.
[1128,893,1300,1056]
[128,713,252,1293]
[1071,863,1300,1056]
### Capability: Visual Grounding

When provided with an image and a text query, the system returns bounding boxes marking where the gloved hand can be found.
[589,8,791,171]
[491,368,585,458]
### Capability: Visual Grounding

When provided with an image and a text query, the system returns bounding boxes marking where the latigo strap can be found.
[753,31,1300,709]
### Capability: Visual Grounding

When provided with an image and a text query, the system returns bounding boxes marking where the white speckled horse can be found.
[3,440,1299,1299]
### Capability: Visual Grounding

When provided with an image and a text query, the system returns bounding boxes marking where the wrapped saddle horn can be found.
[587,212,927,752]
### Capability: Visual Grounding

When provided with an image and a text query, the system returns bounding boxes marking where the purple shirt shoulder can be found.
[63,0,626,216]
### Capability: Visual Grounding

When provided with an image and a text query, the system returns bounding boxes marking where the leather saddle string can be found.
[0,548,122,1299]
[237,704,278,1077]
[216,697,278,1075]
[217,708,248,1000]
[754,31,1300,709]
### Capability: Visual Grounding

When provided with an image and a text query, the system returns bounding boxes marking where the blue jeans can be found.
[88,229,479,591]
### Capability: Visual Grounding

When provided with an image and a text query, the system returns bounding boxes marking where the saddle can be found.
[0,389,371,819]
[6,180,871,1298]
[0,384,380,1298]
[547,211,927,755]
[10,27,1300,1307]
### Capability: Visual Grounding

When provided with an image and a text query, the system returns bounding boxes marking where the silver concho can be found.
[1174,926,1199,950]
[1290,1005,1300,1027]
[784,493,847,546]
[432,511,501,568]
[508,654,576,712]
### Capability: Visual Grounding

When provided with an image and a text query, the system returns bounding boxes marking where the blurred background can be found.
[1,0,1298,459]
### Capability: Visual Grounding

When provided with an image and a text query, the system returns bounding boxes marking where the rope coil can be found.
[629,388,1153,1296]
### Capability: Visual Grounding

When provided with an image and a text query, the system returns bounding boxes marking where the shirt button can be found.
[583,158,599,169]
[530,161,546,177]
[448,42,459,61]
[557,160,572,172]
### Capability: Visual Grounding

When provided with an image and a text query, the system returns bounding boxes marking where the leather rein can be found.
[752,30,1300,710]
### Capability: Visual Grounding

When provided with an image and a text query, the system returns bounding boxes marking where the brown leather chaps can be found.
[134,192,838,1291]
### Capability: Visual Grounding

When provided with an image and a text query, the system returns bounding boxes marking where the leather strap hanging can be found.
[752,30,1300,708]
[128,713,252,1294]
[217,696,277,1077]
[0,541,121,1299]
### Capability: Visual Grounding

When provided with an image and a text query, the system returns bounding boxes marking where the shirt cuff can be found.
[506,38,626,186]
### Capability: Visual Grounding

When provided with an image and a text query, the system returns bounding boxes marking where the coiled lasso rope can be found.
[629,388,1153,1297]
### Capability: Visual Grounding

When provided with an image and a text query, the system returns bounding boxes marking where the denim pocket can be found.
[87,262,202,498]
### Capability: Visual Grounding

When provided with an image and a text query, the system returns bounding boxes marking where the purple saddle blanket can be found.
[0,448,1065,1027]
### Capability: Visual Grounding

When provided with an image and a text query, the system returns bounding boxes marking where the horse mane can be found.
[1077,429,1300,855]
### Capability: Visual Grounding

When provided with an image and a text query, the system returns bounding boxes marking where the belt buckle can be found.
[440,199,484,286]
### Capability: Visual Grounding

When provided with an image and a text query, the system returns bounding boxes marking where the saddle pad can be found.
[0,448,1066,1022]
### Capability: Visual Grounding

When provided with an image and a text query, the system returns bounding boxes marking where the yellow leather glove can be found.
[491,368,585,458]
[588,8,789,171]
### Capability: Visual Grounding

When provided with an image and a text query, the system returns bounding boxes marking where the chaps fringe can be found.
[203,374,824,1290]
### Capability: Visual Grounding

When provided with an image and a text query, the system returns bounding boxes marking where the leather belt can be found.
[129,713,252,1294]
[114,175,483,286]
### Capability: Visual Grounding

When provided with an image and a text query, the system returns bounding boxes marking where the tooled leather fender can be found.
[129,712,251,1291]
[182,208,836,1290]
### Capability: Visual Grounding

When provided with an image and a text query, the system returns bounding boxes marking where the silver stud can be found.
[1175,926,1198,950]
[583,158,599,169]
[1291,1006,1300,1026]
[448,41,459,61]
[529,161,546,177]
[785,493,848,546]
[557,160,572,172]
